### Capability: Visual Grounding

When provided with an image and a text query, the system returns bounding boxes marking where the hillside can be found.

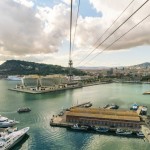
[0,60,86,76]
[131,62,150,69]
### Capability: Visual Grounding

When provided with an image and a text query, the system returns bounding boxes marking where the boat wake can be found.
[0,111,17,114]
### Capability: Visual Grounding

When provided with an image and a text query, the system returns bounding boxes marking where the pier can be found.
[50,103,150,140]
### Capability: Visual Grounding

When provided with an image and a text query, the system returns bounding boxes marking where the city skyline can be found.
[0,0,150,67]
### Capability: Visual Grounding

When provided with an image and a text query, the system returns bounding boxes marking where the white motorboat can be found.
[0,115,19,128]
[0,127,29,150]
[71,124,88,131]
[116,128,132,135]
[95,127,109,133]
[136,131,144,137]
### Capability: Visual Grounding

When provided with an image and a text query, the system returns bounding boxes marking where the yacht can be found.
[0,115,19,128]
[71,124,88,131]
[0,127,29,150]
[116,128,132,135]
[94,127,109,133]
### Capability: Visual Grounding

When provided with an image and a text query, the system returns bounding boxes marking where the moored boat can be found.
[116,128,132,135]
[0,115,19,128]
[94,127,109,133]
[84,102,92,108]
[136,131,144,137]
[103,104,119,109]
[71,124,88,131]
[130,103,139,110]
[0,127,30,150]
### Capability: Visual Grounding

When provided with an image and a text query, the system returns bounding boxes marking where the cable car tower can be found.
[68,0,73,82]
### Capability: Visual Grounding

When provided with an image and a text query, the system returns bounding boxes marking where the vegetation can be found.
[0,60,87,76]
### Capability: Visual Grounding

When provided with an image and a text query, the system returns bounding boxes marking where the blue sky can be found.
[0,0,149,67]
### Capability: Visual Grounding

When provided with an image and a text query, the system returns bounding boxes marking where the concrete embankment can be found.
[8,82,111,94]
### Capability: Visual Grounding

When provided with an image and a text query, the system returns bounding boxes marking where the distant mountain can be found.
[0,60,86,76]
[77,62,150,70]
[131,62,150,69]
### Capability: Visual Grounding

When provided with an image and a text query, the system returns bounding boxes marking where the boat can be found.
[71,124,88,131]
[130,103,139,110]
[7,76,22,81]
[136,131,144,137]
[103,104,119,109]
[116,128,132,135]
[140,106,147,115]
[17,107,31,113]
[0,127,29,150]
[0,127,18,137]
[84,102,92,108]
[0,115,19,128]
[94,127,109,133]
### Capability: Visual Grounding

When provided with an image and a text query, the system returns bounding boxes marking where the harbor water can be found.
[0,80,150,150]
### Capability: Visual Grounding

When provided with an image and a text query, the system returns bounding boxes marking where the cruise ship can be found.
[0,115,19,128]
[7,76,22,81]
[0,127,29,150]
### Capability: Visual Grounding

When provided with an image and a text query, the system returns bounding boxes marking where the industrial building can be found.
[66,108,143,129]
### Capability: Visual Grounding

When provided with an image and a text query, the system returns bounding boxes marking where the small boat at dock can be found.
[71,124,88,131]
[84,102,92,108]
[136,131,144,137]
[17,107,31,113]
[94,127,109,133]
[116,128,132,135]
[103,104,119,109]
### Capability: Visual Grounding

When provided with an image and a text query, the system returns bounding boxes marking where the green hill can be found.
[0,60,86,76]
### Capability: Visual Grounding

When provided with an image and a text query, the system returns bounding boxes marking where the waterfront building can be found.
[22,75,39,87]
[66,108,143,129]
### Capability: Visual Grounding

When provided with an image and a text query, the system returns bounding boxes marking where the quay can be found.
[8,85,82,94]
[50,103,150,141]
[8,74,113,94]
[50,103,150,140]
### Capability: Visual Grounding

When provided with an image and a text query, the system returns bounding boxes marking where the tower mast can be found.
[69,0,73,82]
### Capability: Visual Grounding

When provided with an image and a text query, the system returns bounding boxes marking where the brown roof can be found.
[66,112,140,122]
[70,107,138,117]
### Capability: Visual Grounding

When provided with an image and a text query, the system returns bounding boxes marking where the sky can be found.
[0,0,150,67]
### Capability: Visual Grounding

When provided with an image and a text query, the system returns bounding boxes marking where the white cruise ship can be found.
[0,127,29,150]
[7,76,22,81]
[0,115,19,128]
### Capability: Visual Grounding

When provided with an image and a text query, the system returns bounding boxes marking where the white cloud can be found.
[0,1,71,57]
[13,0,34,8]
[0,0,150,66]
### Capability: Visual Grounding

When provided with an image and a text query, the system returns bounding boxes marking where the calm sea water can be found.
[0,80,150,150]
